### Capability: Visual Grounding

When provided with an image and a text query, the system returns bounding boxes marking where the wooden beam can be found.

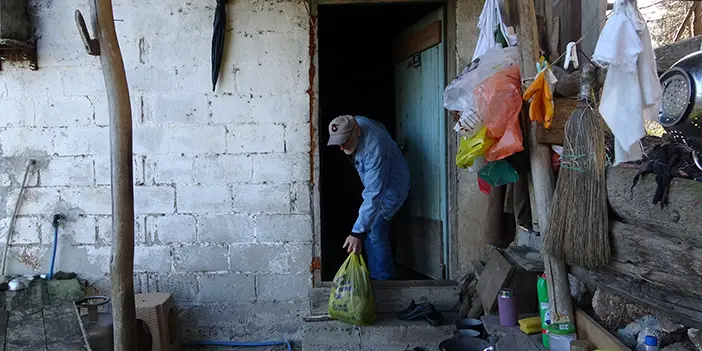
[393,20,442,62]
[76,0,138,349]
[654,35,702,73]
[570,266,702,330]
[579,0,606,59]
[574,308,631,351]
[512,0,574,325]
[607,166,702,247]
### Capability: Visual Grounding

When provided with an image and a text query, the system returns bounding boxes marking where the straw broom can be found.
[543,63,610,268]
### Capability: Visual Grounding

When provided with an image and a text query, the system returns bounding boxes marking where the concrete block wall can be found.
[0,0,312,342]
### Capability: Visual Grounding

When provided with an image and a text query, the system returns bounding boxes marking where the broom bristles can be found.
[543,100,610,268]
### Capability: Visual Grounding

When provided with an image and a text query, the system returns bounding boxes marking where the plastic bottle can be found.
[635,335,660,351]
[537,274,550,348]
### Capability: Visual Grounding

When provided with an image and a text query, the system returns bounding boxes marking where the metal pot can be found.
[658,50,702,168]
[76,296,113,351]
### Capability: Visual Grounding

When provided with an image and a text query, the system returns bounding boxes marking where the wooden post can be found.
[694,2,702,36]
[511,0,574,324]
[75,0,137,349]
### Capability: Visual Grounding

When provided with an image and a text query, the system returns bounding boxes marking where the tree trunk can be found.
[606,167,702,247]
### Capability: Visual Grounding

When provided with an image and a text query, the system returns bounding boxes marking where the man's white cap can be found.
[327,115,356,146]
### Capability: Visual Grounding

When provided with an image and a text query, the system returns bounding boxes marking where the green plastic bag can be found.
[478,159,519,187]
[328,253,376,326]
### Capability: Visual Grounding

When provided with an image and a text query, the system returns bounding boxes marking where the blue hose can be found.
[47,224,59,280]
[186,340,293,351]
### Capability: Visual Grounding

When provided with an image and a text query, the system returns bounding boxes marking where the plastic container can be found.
[537,274,550,348]
[635,335,660,351]
[497,289,518,326]
[548,323,577,351]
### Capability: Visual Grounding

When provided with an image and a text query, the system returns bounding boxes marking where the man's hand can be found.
[343,235,363,254]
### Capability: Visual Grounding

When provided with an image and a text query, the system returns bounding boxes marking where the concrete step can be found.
[302,313,459,351]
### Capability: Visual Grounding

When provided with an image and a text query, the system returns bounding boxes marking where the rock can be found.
[663,341,696,350]
[592,289,655,330]
[688,328,702,351]
[568,273,590,306]
[660,317,688,345]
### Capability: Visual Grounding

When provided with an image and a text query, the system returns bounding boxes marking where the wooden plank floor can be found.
[1,278,88,350]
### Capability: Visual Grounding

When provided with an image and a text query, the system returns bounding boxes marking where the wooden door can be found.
[393,7,448,279]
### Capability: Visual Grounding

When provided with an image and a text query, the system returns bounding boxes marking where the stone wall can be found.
[0,0,483,344]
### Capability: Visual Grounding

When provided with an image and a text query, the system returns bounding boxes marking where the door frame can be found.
[308,0,459,285]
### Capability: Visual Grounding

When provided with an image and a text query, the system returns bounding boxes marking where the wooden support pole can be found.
[512,0,574,324]
[75,0,137,349]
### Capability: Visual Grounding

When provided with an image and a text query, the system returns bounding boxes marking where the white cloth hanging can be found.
[472,0,517,61]
[593,0,662,165]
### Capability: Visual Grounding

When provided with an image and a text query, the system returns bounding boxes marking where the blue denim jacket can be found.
[351,116,411,234]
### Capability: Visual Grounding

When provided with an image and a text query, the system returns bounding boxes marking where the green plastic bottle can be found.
[537,273,550,348]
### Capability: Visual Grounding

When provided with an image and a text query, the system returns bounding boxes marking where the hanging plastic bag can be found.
[473,64,525,161]
[478,159,519,187]
[328,253,376,326]
[456,126,496,169]
[443,46,520,114]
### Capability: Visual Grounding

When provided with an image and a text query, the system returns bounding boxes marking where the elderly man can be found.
[327,115,411,280]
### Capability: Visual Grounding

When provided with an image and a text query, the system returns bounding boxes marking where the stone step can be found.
[309,281,460,315]
[302,313,459,351]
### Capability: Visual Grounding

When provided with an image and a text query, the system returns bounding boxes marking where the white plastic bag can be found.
[443,46,520,114]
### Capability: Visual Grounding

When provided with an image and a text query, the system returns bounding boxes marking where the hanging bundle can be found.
[543,63,610,268]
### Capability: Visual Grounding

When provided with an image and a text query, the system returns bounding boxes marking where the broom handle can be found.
[578,63,597,104]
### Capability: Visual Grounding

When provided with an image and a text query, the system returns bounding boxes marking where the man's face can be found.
[340,126,359,155]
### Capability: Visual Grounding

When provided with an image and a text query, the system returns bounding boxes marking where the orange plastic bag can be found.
[472,64,524,161]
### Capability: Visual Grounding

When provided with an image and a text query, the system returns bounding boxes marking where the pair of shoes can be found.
[396,299,443,326]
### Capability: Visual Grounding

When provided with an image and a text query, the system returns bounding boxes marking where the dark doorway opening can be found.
[318,2,443,281]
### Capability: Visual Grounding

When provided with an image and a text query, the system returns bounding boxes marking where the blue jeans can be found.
[364,214,395,280]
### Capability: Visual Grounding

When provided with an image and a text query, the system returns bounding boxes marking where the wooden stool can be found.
[135,292,181,351]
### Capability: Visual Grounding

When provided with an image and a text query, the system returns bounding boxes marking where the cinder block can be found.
[40,156,94,186]
[285,124,312,153]
[52,126,110,156]
[209,94,252,124]
[145,155,194,185]
[0,216,41,244]
[97,215,146,246]
[229,1,308,34]
[149,214,196,243]
[231,183,290,214]
[40,215,96,245]
[249,92,309,125]
[252,153,308,184]
[4,188,58,216]
[58,187,112,215]
[198,273,255,303]
[291,182,312,214]
[177,185,232,214]
[34,97,94,127]
[126,66,178,94]
[193,154,252,185]
[134,186,176,214]
[95,155,145,186]
[173,245,228,272]
[141,31,210,67]
[0,98,34,127]
[197,214,254,244]
[145,94,209,124]
[226,123,285,153]
[60,66,105,96]
[135,246,172,273]
[234,61,307,96]
[3,69,63,98]
[0,127,54,155]
[173,64,211,94]
[133,125,226,155]
[255,214,311,243]
[156,273,198,302]
[256,274,309,302]
[229,242,310,274]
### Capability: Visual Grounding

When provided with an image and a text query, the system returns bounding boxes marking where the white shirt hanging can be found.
[593,0,662,165]
[472,0,517,61]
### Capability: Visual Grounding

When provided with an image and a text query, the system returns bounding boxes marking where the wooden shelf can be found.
[0,38,37,71]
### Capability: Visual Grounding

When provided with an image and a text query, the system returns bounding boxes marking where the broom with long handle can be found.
[543,63,610,268]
